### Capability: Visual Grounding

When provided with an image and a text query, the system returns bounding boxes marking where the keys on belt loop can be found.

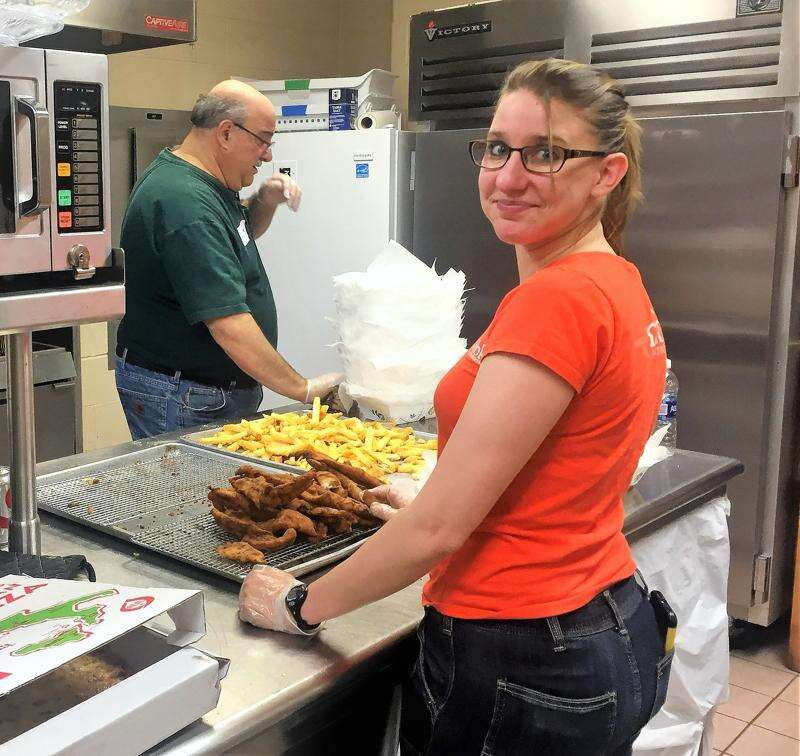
[634,568,650,594]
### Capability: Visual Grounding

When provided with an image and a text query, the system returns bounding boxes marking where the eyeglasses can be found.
[469,139,608,174]
[232,122,275,150]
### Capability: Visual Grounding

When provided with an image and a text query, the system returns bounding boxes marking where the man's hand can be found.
[305,373,344,404]
[239,567,321,635]
[257,173,302,212]
[363,485,415,522]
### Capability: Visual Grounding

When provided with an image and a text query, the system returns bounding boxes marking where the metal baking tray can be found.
[36,442,378,582]
[181,422,437,472]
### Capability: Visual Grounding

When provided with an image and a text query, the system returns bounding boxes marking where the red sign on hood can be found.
[144,15,190,34]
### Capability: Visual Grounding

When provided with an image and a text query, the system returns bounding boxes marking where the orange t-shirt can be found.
[423,252,667,620]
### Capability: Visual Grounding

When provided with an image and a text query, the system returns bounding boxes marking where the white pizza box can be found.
[0,575,229,755]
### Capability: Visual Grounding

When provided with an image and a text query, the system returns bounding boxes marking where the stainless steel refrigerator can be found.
[408,0,800,625]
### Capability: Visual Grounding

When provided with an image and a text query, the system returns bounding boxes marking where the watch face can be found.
[285,584,318,632]
[286,584,306,606]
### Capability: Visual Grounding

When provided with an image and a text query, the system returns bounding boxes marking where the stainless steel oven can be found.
[0,45,118,284]
[1,46,124,554]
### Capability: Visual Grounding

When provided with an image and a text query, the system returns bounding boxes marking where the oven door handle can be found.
[15,96,51,217]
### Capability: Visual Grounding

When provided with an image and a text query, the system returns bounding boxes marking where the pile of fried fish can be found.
[210,450,384,565]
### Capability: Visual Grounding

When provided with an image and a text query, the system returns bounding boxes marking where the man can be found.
[115,80,341,439]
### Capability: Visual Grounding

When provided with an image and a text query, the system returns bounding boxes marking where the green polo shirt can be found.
[116,149,277,385]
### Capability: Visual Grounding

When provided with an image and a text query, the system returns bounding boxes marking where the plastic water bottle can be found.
[658,359,679,448]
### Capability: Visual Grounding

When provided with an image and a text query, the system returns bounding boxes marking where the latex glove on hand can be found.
[363,485,415,522]
[305,373,344,404]
[239,566,321,635]
[257,173,302,212]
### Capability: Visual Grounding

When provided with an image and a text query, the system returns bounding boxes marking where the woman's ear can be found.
[592,152,629,200]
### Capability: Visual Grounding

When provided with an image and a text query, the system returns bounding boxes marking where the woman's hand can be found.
[239,567,321,635]
[363,485,415,521]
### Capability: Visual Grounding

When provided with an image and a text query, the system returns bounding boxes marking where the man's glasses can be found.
[469,139,608,174]
[233,122,275,150]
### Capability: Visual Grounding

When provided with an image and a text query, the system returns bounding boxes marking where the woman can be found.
[239,59,671,755]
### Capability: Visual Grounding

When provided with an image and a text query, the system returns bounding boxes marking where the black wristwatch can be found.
[284,584,321,634]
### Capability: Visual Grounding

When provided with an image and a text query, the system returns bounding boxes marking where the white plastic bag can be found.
[0,0,90,46]
[632,497,731,755]
[332,241,466,423]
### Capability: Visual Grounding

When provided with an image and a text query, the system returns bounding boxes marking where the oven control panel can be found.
[53,81,104,234]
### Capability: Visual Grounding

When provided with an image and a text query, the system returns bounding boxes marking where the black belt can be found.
[440,575,645,640]
[116,345,257,390]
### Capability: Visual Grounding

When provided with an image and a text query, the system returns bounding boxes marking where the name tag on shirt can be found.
[237,219,250,246]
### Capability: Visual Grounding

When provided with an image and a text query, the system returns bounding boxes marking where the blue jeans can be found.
[400,577,673,756]
[115,356,263,440]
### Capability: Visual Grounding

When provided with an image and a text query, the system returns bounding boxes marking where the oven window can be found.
[0,81,15,234]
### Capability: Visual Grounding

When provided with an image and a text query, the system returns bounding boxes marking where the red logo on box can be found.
[144,15,190,33]
[0,489,8,529]
[0,672,11,681]
[120,596,154,612]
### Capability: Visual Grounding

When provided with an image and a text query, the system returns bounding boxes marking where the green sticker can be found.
[284,79,310,91]
[57,189,72,206]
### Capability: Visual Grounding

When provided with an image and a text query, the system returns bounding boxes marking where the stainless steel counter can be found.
[33,426,742,755]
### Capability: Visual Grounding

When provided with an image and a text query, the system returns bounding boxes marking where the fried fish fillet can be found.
[235,464,293,485]
[261,509,319,538]
[299,450,383,489]
[300,504,358,524]
[263,472,316,507]
[229,475,271,506]
[230,471,316,512]
[327,471,365,502]
[211,506,270,538]
[314,471,345,494]
[208,487,258,517]
[301,486,370,517]
[216,541,266,564]
[243,528,297,551]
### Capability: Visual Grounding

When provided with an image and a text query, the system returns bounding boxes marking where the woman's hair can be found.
[499,59,642,254]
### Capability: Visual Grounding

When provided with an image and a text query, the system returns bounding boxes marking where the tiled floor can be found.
[712,621,799,755]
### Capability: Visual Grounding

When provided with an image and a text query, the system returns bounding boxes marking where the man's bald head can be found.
[182,79,277,191]
[190,80,275,130]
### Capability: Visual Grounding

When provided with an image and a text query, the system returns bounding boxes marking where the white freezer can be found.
[244,129,415,410]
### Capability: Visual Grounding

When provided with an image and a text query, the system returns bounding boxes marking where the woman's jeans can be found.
[401,576,673,756]
[115,356,263,440]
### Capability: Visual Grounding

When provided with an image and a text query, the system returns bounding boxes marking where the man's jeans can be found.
[115,356,263,440]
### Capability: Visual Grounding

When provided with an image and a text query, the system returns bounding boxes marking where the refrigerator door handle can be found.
[15,96,51,217]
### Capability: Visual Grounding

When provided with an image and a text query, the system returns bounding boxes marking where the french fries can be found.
[199,397,436,480]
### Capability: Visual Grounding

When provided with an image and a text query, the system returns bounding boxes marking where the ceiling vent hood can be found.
[22,0,196,54]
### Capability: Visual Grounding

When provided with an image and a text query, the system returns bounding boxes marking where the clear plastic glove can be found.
[238,566,320,635]
[257,173,302,212]
[363,485,415,522]
[305,372,344,404]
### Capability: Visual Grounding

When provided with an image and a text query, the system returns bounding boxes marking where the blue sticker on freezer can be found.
[355,163,369,178]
